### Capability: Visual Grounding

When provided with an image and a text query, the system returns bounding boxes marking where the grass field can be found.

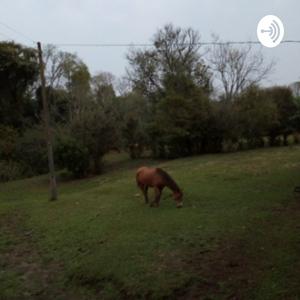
[1,146,300,300]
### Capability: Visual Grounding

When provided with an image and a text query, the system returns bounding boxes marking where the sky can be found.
[1,0,299,86]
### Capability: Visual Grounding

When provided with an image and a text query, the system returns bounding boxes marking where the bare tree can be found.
[43,44,67,88]
[209,37,275,100]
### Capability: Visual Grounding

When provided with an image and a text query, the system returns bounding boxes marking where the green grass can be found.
[1,146,300,299]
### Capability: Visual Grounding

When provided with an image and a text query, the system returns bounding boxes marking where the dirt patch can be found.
[165,201,300,300]
[165,238,258,300]
[0,211,79,300]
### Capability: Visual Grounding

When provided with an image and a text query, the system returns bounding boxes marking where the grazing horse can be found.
[136,166,183,208]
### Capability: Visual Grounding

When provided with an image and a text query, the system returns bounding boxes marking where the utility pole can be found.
[37,41,58,201]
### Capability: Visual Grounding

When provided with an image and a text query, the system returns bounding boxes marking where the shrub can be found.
[71,107,120,173]
[0,160,25,182]
[0,125,18,160]
[55,137,89,178]
[14,126,48,175]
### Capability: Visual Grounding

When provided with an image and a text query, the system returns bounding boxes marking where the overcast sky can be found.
[1,0,299,86]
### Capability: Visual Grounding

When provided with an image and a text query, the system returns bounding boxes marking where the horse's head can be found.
[173,190,183,208]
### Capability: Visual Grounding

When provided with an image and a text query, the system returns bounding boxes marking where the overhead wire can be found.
[0,20,300,48]
[51,40,300,47]
[0,21,36,44]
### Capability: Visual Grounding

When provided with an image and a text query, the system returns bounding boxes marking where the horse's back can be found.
[136,166,159,186]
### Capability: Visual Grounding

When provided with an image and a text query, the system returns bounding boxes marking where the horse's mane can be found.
[156,168,181,192]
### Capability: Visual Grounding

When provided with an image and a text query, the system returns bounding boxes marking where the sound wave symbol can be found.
[261,20,280,43]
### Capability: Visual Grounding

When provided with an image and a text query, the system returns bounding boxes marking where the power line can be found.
[51,40,300,47]
[0,19,299,48]
[0,21,36,44]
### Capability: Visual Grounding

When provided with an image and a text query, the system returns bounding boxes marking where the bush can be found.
[0,160,25,182]
[14,126,48,175]
[55,137,89,178]
[71,107,120,173]
[0,125,18,160]
[293,133,300,144]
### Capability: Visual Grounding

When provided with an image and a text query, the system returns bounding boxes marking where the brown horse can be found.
[136,166,183,208]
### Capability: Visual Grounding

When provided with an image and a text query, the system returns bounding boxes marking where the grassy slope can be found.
[0,147,300,300]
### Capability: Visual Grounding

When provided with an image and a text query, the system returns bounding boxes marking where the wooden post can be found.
[37,41,58,201]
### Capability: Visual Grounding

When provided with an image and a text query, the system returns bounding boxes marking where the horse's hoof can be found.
[176,203,183,208]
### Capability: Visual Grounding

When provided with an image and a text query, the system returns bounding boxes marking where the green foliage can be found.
[36,87,70,124]
[0,42,38,129]
[71,105,121,173]
[148,79,211,158]
[0,125,48,179]
[0,125,18,160]
[92,72,116,106]
[205,101,241,153]
[120,91,149,158]
[127,23,212,100]
[1,26,300,182]
[265,86,297,145]
[126,24,213,158]
[0,160,24,182]
[55,137,89,178]
[236,86,279,148]
[290,96,300,132]
[14,126,48,175]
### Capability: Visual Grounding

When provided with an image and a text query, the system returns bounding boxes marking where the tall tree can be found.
[60,54,91,121]
[265,86,297,145]
[236,86,278,147]
[127,23,211,100]
[126,24,212,157]
[91,71,116,106]
[0,42,38,129]
[209,38,274,101]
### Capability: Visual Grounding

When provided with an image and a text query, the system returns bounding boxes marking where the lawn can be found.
[0,146,300,300]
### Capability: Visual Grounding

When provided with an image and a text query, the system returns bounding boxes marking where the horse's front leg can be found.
[138,183,148,204]
[151,187,161,207]
[143,185,149,204]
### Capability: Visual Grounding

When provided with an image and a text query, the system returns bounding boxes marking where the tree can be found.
[55,136,89,178]
[0,42,38,129]
[119,91,149,158]
[43,44,67,88]
[41,45,92,123]
[206,100,241,152]
[289,81,300,97]
[65,59,91,121]
[91,71,116,111]
[290,96,300,139]
[209,38,274,101]
[265,86,297,145]
[126,24,212,157]
[126,23,211,100]
[235,86,278,148]
[70,104,120,173]
[149,74,211,157]
[36,86,69,123]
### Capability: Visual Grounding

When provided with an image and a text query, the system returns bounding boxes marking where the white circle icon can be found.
[257,15,284,48]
